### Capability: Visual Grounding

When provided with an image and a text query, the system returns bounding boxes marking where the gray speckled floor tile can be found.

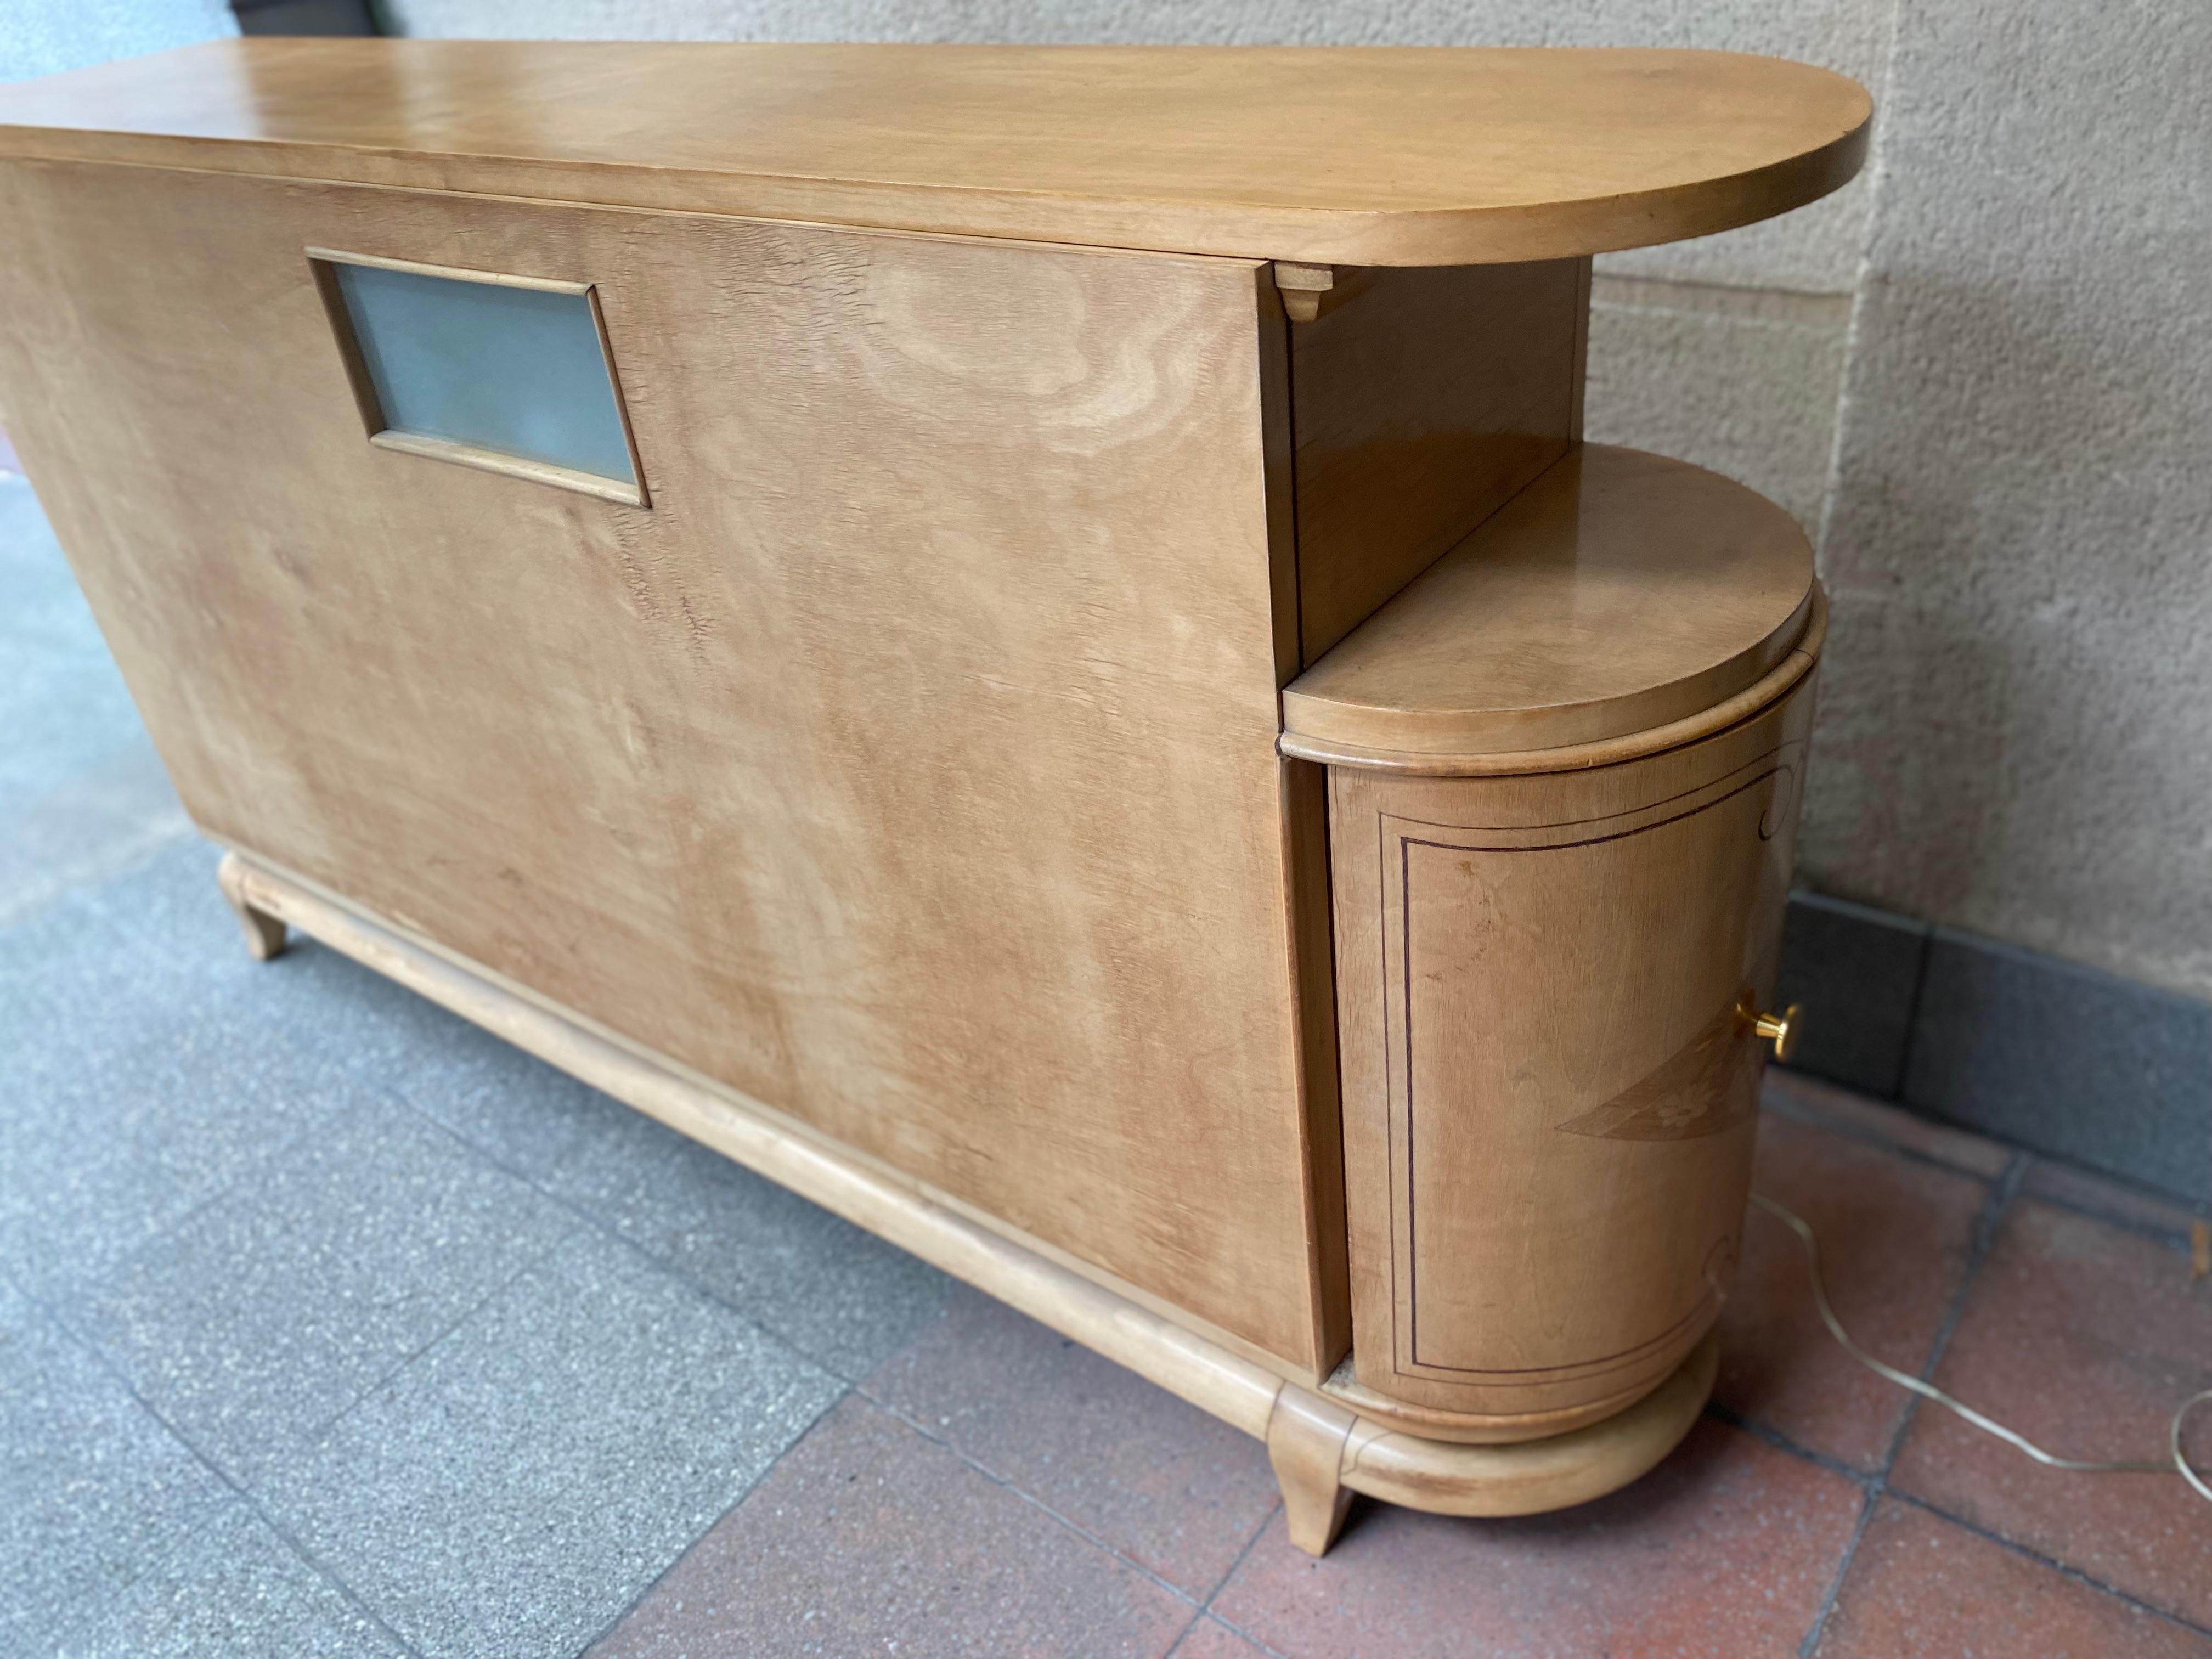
[0,478,191,921]
[0,642,154,809]
[0,1275,233,1656]
[69,835,231,964]
[67,1093,577,1486]
[535,1103,955,1381]
[259,1225,844,1659]
[0,741,189,930]
[379,1005,631,1186]
[0,850,183,1017]
[356,952,956,1384]
[0,879,115,1051]
[3,820,943,1391]
[0,958,269,1298]
[0,479,143,771]
[73,833,631,1172]
[0,926,442,1301]
[44,1500,407,1659]
[0,836,601,1302]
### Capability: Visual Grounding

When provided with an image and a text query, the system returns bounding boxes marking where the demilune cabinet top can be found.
[0,39,1871,264]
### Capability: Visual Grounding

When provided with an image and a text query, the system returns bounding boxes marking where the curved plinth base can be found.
[213,848,1720,1556]
[1267,1334,1717,1553]
[1350,1334,1716,1516]
[1318,1346,1699,1444]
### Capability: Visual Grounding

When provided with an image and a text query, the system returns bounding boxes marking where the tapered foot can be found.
[1267,1385,1357,1556]
[216,853,287,961]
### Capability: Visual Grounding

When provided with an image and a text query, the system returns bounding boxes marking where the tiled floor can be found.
[5,464,2210,1657]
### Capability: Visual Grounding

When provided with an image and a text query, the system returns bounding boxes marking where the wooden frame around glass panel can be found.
[306,247,651,507]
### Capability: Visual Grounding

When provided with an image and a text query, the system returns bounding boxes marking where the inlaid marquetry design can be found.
[1328,677,1818,1431]
[1554,995,1760,1142]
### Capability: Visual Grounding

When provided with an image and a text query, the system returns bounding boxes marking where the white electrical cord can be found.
[1750,1192,2212,1504]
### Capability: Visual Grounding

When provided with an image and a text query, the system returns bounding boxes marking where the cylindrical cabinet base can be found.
[1323,644,1818,1436]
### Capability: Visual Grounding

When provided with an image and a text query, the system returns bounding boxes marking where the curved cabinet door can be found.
[1328,675,1814,1432]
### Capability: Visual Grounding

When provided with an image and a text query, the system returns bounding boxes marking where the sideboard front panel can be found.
[0,160,1341,1370]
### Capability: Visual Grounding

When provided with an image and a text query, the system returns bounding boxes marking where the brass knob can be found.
[1751,1003,1803,1064]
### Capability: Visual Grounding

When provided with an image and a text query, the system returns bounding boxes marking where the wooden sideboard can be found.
[0,40,1866,1554]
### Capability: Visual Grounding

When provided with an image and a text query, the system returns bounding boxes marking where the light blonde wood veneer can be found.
[1282,445,1815,763]
[0,37,1864,1541]
[1325,640,1819,1426]
[0,40,1868,266]
[0,161,1345,1376]
[1289,262,1587,662]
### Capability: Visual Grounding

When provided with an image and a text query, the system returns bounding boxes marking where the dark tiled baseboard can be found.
[1774,891,2212,1207]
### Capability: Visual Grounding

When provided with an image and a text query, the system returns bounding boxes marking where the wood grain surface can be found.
[1328,669,1818,1426]
[1286,262,1584,662]
[0,40,1871,265]
[0,160,1348,1374]
[1283,445,1815,761]
[0,52,1858,1427]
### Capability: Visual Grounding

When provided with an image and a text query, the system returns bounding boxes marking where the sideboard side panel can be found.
[1289,259,1586,664]
[0,160,1336,1370]
[1280,754,1352,1374]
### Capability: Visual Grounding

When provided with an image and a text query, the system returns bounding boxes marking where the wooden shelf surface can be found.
[0,40,1869,265]
[1280,445,1816,763]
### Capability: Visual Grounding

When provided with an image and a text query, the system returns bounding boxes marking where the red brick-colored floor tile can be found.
[1816,1499,2212,1657]
[1764,1070,2015,1178]
[1211,1416,1863,1659]
[863,1286,1283,1598]
[1889,1197,2212,1626]
[586,1393,1197,1659]
[1170,1616,1278,1657]
[1717,1108,1990,1468]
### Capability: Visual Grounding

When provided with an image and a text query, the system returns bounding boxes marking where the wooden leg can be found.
[1267,1385,1357,1556]
[216,852,288,961]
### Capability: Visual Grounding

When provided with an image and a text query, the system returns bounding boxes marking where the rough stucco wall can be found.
[2,0,235,82]
[383,1,2212,1001]
[1808,1,2212,997]
[1586,278,1854,533]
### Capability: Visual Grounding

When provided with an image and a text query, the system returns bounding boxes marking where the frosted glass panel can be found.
[332,262,635,484]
